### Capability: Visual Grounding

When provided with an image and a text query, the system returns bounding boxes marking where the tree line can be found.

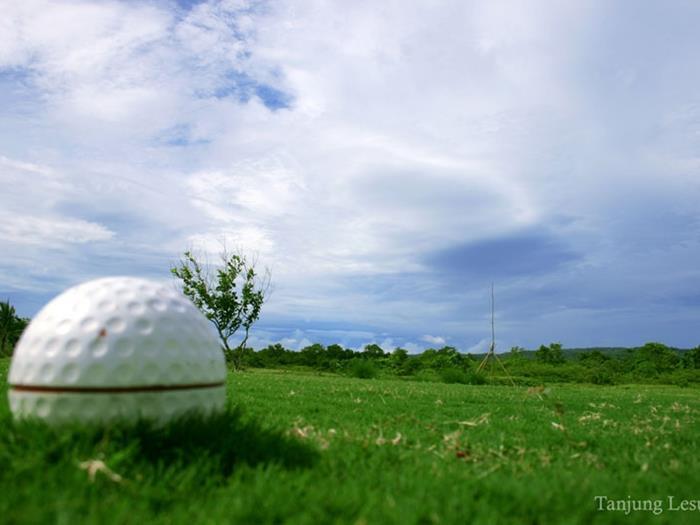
[2,294,698,386]
[231,341,700,386]
[0,300,29,358]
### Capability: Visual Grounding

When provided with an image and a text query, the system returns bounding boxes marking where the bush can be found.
[412,369,442,383]
[535,343,565,365]
[423,367,488,385]
[625,342,681,377]
[439,367,469,384]
[661,369,700,387]
[398,357,422,376]
[467,371,488,385]
[347,359,378,379]
[586,367,616,385]
[1,300,29,358]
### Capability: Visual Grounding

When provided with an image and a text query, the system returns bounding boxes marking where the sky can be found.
[1,0,699,353]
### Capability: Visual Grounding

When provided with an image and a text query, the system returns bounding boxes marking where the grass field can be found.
[1,357,699,524]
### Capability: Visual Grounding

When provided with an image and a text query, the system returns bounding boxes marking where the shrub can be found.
[0,300,29,357]
[439,367,469,384]
[587,366,616,385]
[467,371,488,385]
[398,357,422,376]
[535,343,565,365]
[413,369,441,383]
[662,369,700,387]
[348,359,378,379]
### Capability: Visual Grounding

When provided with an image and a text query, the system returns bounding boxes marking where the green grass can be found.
[1,358,700,524]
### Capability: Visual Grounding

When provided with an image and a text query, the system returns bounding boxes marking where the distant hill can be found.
[477,346,694,359]
[562,346,692,357]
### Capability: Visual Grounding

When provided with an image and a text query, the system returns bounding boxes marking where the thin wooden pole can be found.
[477,283,495,374]
[476,283,516,385]
[490,282,495,354]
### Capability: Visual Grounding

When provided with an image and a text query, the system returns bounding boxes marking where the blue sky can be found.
[1,0,699,352]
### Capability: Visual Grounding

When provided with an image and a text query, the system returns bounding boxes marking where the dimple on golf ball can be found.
[8,276,226,424]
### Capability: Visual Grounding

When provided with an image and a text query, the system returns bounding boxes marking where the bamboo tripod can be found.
[476,283,516,386]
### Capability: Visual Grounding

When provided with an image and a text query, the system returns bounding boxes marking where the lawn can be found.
[1,358,699,524]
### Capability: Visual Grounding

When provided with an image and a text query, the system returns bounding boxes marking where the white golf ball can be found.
[7,276,226,424]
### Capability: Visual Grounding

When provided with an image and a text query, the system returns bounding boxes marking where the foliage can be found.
[299,343,327,368]
[362,344,386,359]
[508,346,526,362]
[233,339,700,386]
[0,300,29,357]
[438,367,469,384]
[623,342,680,377]
[683,346,700,369]
[467,370,488,385]
[535,342,565,365]
[257,343,294,367]
[388,348,409,374]
[347,358,379,379]
[171,250,270,369]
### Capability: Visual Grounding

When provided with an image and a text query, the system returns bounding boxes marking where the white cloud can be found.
[0,214,113,246]
[466,339,491,354]
[403,342,423,354]
[0,156,53,176]
[421,335,447,346]
[0,155,113,247]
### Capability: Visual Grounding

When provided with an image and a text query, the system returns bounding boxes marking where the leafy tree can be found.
[535,344,551,363]
[535,342,565,365]
[578,350,610,365]
[508,346,526,362]
[627,342,680,376]
[171,250,270,369]
[300,343,326,367]
[0,300,29,357]
[682,346,700,369]
[418,348,437,368]
[435,346,462,368]
[415,346,469,370]
[390,347,408,365]
[237,346,262,368]
[399,356,422,376]
[258,343,291,366]
[363,344,386,359]
[327,344,350,361]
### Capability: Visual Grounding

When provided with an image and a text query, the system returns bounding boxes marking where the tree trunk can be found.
[232,327,251,371]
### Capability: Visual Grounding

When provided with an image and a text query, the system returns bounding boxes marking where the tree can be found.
[171,250,270,369]
[0,300,29,357]
[327,344,349,360]
[435,346,462,368]
[363,344,386,359]
[579,350,611,365]
[683,346,700,369]
[535,342,565,365]
[258,343,290,366]
[300,343,326,367]
[390,347,408,364]
[508,346,526,362]
[627,342,680,376]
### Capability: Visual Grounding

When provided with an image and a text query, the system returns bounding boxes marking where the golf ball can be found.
[8,276,226,424]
